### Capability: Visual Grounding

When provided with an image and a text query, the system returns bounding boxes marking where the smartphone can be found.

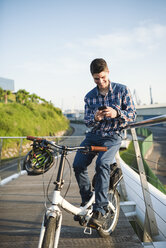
[98,106,107,110]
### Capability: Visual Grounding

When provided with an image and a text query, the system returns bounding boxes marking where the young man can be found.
[73,58,136,227]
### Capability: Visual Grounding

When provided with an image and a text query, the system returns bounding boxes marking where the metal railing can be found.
[121,114,166,243]
[125,114,166,129]
[0,115,166,180]
[0,114,166,244]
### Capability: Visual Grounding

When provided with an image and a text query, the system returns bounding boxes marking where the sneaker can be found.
[88,210,106,228]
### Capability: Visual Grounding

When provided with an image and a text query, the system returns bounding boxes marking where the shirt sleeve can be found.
[113,86,137,127]
[84,96,99,127]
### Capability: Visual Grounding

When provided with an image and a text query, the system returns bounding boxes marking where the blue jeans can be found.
[73,132,122,215]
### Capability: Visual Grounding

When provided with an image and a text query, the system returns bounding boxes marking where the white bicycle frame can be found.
[25,137,116,248]
[38,188,117,248]
[38,190,95,248]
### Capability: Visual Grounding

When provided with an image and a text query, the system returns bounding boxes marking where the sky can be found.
[0,0,166,111]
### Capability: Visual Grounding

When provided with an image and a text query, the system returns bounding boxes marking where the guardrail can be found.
[125,114,166,129]
[121,114,166,243]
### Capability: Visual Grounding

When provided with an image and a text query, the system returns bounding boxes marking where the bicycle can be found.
[25,136,123,248]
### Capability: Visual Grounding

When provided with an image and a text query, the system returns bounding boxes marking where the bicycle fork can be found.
[38,206,62,248]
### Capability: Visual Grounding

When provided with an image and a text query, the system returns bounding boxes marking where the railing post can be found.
[131,128,159,242]
[18,138,23,174]
[0,138,3,167]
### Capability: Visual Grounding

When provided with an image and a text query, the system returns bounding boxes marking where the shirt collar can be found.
[96,80,113,96]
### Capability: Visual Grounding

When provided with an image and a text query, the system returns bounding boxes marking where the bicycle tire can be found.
[97,189,120,238]
[41,216,57,248]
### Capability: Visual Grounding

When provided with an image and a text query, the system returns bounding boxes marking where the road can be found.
[70,123,87,136]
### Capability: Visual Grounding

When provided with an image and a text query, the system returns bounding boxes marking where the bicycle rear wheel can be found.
[98,189,120,238]
[42,216,57,248]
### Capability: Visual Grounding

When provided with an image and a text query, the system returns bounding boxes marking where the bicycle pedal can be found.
[84,226,92,235]
[73,215,81,222]
[87,222,99,230]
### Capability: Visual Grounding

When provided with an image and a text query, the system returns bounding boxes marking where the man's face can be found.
[92,70,110,90]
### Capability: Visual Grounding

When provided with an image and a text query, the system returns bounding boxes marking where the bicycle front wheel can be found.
[42,216,57,248]
[98,189,120,238]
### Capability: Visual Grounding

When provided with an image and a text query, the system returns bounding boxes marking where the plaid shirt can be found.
[84,81,137,137]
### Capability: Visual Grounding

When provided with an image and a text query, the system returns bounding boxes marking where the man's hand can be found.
[102,107,118,118]
[95,107,118,121]
[94,110,105,122]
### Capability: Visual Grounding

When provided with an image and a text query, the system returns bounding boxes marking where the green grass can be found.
[0,102,69,149]
[120,142,137,169]
[120,141,166,194]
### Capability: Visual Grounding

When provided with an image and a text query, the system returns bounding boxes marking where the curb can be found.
[0,170,27,186]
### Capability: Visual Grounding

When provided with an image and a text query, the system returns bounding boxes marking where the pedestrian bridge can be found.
[0,115,166,248]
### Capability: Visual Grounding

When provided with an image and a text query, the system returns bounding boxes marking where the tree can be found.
[29,93,39,103]
[0,88,11,104]
[0,87,3,101]
[4,90,11,104]
[16,89,29,104]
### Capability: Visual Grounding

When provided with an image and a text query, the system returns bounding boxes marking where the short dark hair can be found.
[90,58,108,75]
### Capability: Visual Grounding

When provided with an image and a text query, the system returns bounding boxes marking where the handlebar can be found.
[27,136,43,142]
[26,136,108,152]
[90,146,107,152]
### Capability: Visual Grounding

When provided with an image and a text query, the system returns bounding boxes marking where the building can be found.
[0,77,15,91]
[136,103,166,127]
[136,103,166,120]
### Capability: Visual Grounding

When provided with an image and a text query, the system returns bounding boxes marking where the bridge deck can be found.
[0,153,143,248]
